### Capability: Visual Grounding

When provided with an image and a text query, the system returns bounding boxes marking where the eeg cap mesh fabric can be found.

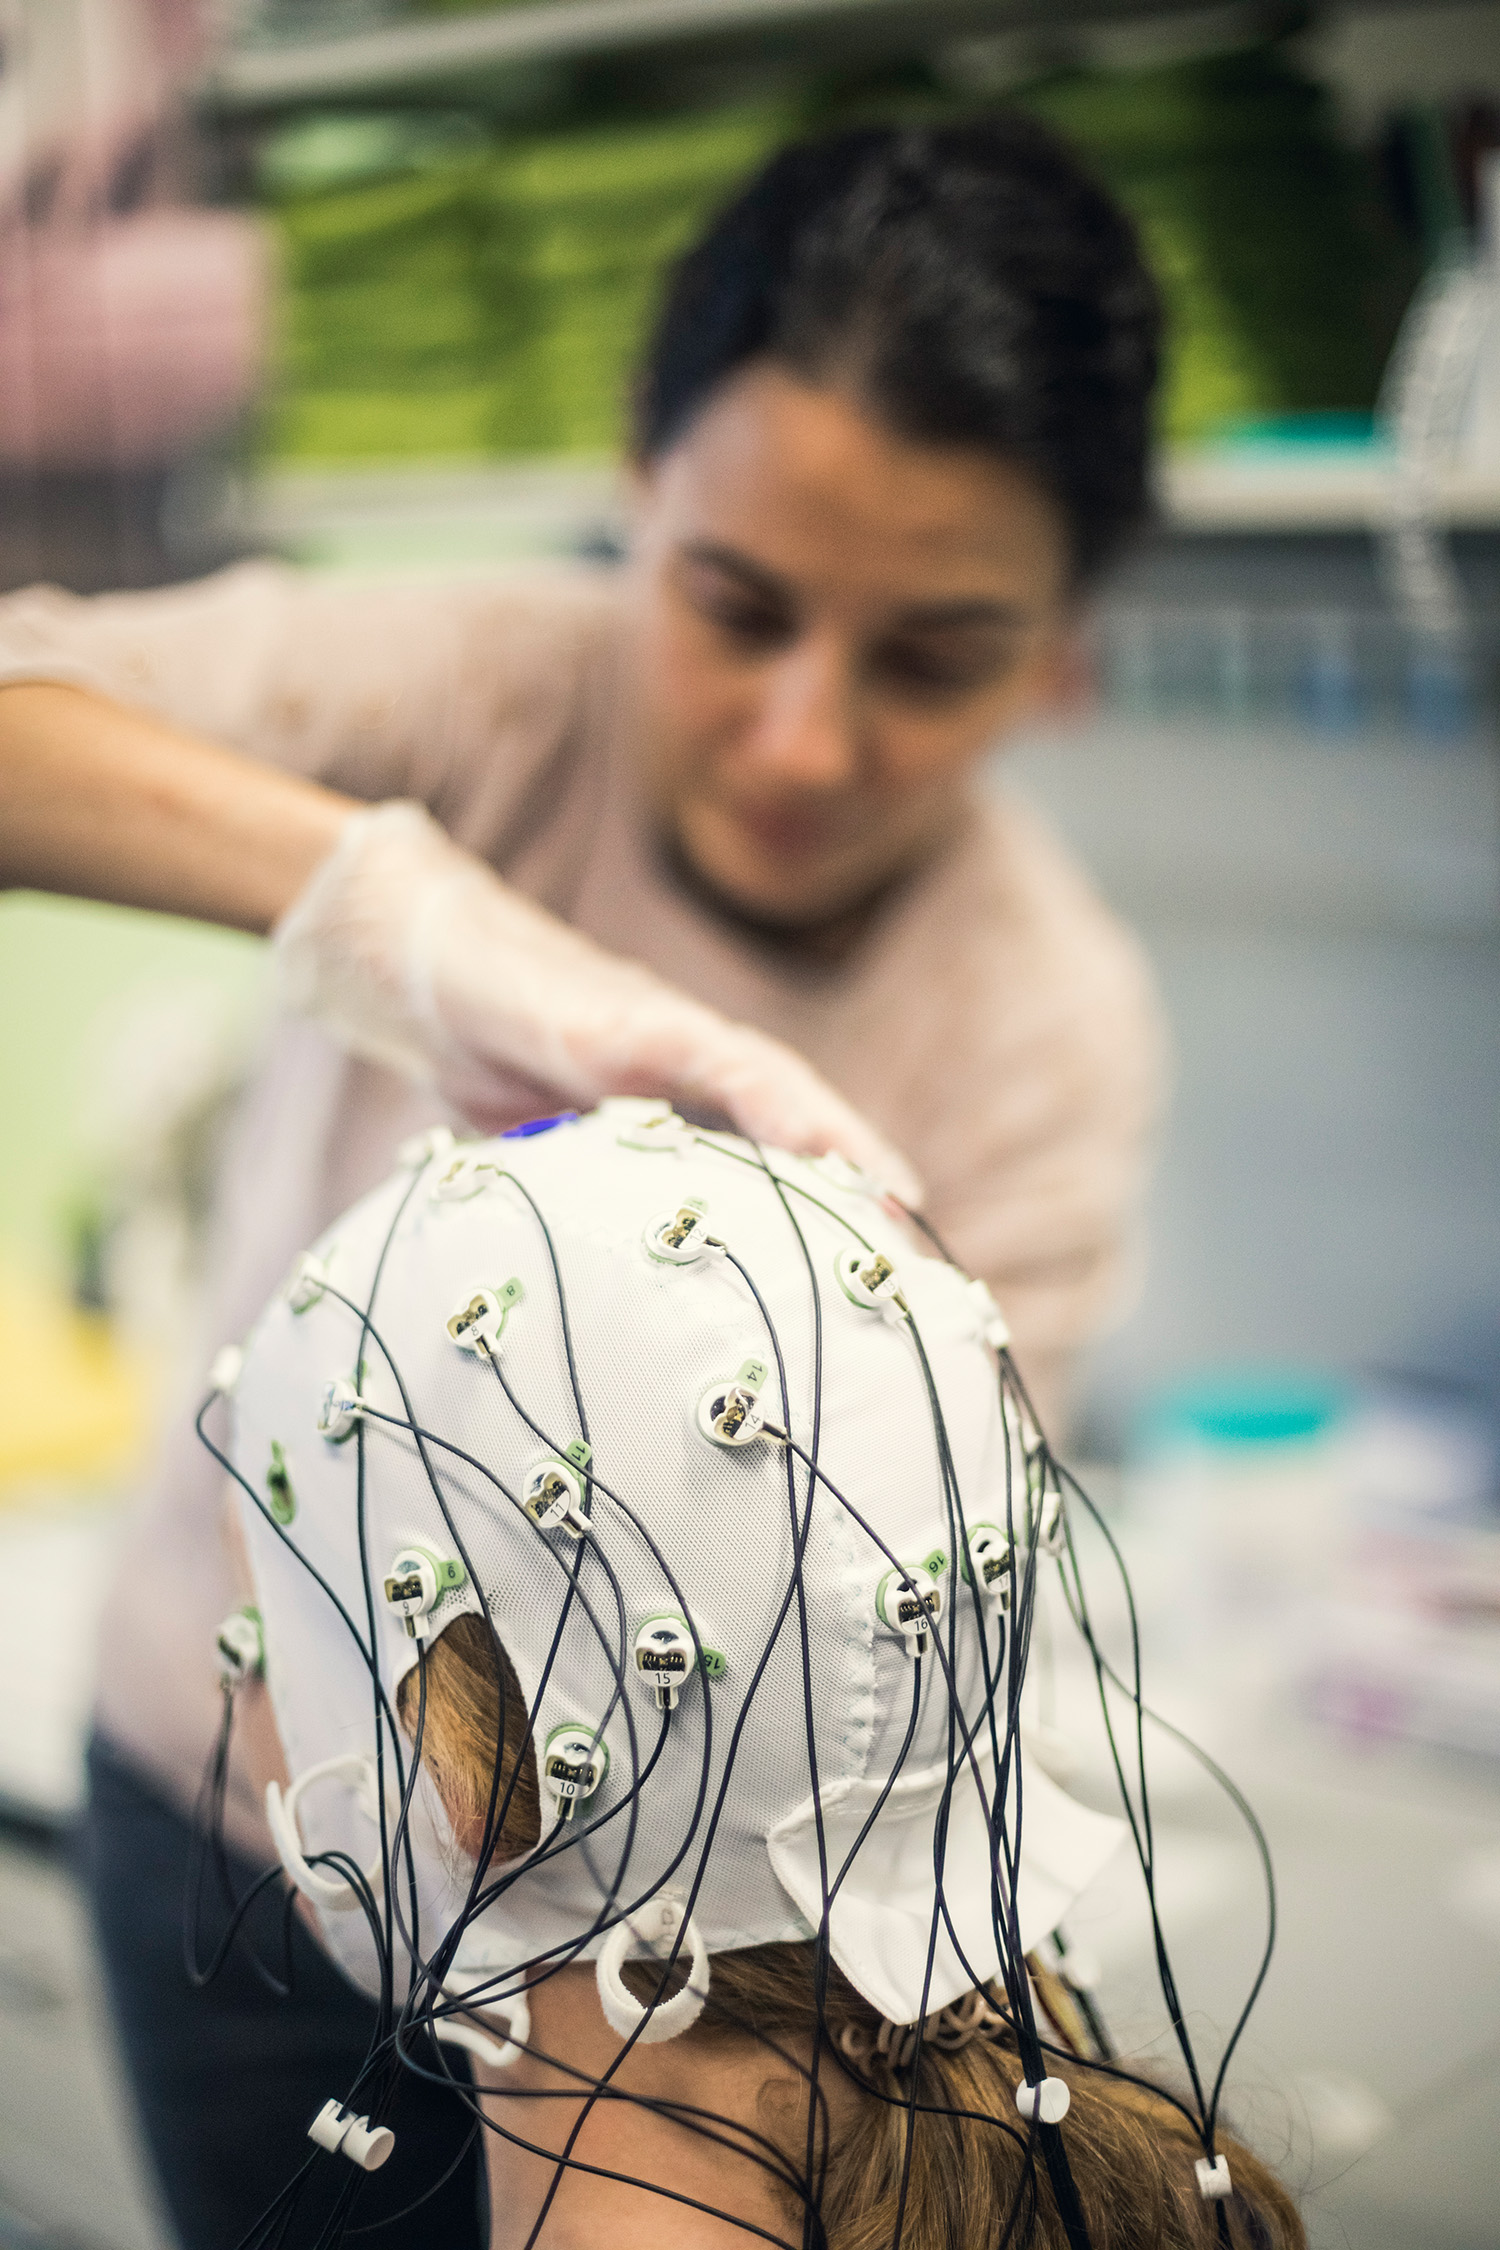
[229,1105,1124,2026]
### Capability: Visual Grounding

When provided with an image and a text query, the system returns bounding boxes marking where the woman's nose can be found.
[743,635,861,790]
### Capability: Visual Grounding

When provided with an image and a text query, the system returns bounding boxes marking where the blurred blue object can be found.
[1134,1369,1349,1454]
[1207,411,1382,453]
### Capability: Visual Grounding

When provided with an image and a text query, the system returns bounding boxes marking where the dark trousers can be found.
[80,1734,486,2250]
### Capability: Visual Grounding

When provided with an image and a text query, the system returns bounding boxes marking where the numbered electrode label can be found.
[382,1545,467,1638]
[697,1359,770,1448]
[445,1277,523,1357]
[542,1725,608,1822]
[875,1563,943,1658]
[633,1615,697,1709]
[522,1445,591,1537]
[644,1200,716,1264]
[835,1247,905,1314]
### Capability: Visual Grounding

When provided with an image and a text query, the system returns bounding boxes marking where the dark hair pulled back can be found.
[634,114,1162,585]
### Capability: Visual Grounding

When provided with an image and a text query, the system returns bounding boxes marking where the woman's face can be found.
[628,362,1074,932]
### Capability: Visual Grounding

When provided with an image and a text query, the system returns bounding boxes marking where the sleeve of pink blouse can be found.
[0,560,615,829]
[911,799,1169,1434]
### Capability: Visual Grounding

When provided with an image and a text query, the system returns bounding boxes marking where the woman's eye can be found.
[679,567,794,651]
[873,641,1011,697]
[701,596,793,650]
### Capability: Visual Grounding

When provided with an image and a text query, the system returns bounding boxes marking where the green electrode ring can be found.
[267,1441,296,1525]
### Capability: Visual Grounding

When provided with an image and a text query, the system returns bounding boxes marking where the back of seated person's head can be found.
[212,1105,1304,2250]
[404,1612,1300,2250]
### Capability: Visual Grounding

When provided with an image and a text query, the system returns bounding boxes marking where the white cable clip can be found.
[696,1358,770,1448]
[1195,2155,1233,2201]
[633,1615,697,1709]
[834,1246,906,1318]
[446,1277,524,1358]
[382,1545,467,1640]
[1025,1462,1067,1558]
[961,1523,1013,1612]
[208,1344,243,1397]
[875,1563,943,1658]
[522,1445,592,1537]
[398,1123,455,1170]
[541,1724,608,1823]
[316,1374,366,1443]
[215,1605,264,1687]
[287,1254,329,1314]
[1016,2076,1070,2125]
[965,1277,1011,1350]
[266,1754,395,1913]
[596,1893,711,2045]
[307,2101,394,2172]
[644,1199,718,1264]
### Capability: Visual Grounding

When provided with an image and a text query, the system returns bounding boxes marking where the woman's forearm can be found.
[0,681,353,933]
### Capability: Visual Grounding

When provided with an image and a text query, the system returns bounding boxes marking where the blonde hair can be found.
[400,1614,1304,2250]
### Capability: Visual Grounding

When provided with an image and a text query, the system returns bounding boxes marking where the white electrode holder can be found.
[445,1277,524,1358]
[966,1277,1011,1350]
[208,1345,243,1397]
[215,1605,264,1687]
[633,1615,697,1708]
[616,1106,692,1155]
[542,1724,608,1823]
[696,1358,770,1448]
[834,1246,906,1319]
[522,1446,592,1537]
[307,2100,395,2172]
[316,1375,366,1444]
[644,1200,718,1264]
[961,1523,1013,1612]
[875,1563,943,1658]
[287,1254,329,1314]
[397,1123,455,1170]
[383,1544,467,1639]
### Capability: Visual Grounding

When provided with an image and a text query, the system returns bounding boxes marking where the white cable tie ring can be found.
[266,1754,394,1912]
[1196,2155,1233,2201]
[307,2100,394,2172]
[1015,2076,1071,2125]
[439,1972,531,2069]
[596,1895,711,2044]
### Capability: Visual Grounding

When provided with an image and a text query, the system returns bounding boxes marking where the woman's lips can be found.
[728,800,846,859]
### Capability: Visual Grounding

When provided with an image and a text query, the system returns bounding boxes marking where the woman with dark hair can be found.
[1,116,1166,2246]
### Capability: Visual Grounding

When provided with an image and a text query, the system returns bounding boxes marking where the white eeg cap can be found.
[229,1107,1123,2026]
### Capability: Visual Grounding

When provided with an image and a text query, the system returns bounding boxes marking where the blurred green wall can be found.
[260,41,1414,463]
[0,897,263,1284]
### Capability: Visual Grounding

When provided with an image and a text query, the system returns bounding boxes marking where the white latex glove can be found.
[272,801,922,1204]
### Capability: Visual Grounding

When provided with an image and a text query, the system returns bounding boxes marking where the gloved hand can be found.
[273,801,922,1203]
